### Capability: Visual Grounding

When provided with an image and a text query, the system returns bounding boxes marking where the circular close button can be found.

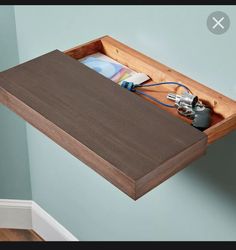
[207,11,230,35]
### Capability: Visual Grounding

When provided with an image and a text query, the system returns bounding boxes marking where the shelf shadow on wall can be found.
[183,131,236,207]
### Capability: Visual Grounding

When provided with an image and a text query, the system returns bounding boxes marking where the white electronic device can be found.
[120,73,150,86]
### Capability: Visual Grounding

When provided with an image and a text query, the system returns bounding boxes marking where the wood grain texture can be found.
[65,36,236,144]
[0,229,43,241]
[65,40,219,131]
[100,37,236,116]
[98,36,236,144]
[205,113,236,144]
[0,50,207,200]
[64,36,104,60]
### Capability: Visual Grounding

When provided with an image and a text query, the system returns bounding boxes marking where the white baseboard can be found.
[31,201,78,241]
[0,199,32,229]
[0,199,78,241]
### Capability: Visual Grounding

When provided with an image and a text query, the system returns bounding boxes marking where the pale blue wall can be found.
[11,6,236,240]
[0,6,31,199]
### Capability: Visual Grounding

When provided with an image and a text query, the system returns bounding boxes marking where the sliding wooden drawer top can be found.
[0,49,207,200]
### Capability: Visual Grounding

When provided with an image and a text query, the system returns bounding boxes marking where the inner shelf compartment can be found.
[64,35,236,144]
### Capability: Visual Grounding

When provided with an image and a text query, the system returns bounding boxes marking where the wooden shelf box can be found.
[0,36,235,200]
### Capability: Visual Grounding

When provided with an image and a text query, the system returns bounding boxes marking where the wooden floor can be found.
[0,229,43,241]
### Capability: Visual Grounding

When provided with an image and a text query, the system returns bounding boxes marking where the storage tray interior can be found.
[65,36,236,144]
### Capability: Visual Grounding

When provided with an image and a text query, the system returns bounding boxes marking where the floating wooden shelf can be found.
[0,36,236,200]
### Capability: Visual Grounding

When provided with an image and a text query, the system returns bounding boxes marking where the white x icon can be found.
[212,16,225,29]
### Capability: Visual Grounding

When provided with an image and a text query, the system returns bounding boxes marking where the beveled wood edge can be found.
[134,136,207,200]
[0,83,137,200]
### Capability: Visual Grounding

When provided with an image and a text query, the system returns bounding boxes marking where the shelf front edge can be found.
[0,81,136,199]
